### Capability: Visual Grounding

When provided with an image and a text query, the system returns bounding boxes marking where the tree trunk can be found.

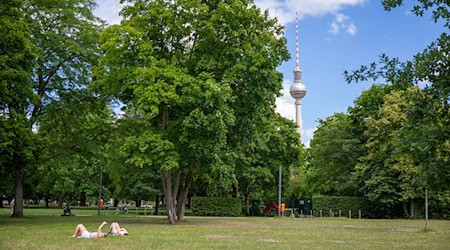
[0,196,3,208]
[114,199,119,207]
[161,170,176,224]
[154,196,160,215]
[45,197,49,208]
[244,192,250,216]
[409,199,415,219]
[135,198,142,207]
[172,171,180,217]
[402,202,409,218]
[232,185,237,198]
[57,194,64,208]
[159,107,177,224]
[12,167,24,218]
[80,192,86,206]
[177,171,193,222]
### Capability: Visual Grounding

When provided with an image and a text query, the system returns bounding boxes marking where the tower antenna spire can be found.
[295,12,299,70]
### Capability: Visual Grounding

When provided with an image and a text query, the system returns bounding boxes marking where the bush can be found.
[191,197,242,216]
[430,191,450,219]
[312,196,372,218]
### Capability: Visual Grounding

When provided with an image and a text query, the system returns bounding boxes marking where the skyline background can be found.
[94,0,445,146]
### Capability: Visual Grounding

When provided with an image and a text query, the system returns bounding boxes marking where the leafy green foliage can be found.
[394,89,450,191]
[25,0,103,122]
[191,196,242,216]
[354,89,424,209]
[103,114,162,203]
[429,191,450,218]
[382,0,450,27]
[232,113,303,214]
[35,97,112,204]
[313,195,372,218]
[0,0,34,113]
[307,113,363,196]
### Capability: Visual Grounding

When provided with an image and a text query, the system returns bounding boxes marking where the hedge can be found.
[312,196,372,218]
[191,197,242,216]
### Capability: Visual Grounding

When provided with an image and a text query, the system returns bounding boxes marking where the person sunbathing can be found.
[71,221,108,238]
[108,222,129,236]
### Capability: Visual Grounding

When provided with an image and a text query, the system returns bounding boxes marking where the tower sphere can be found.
[290,81,306,100]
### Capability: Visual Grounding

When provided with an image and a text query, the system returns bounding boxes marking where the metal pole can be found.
[98,165,102,216]
[425,186,428,229]
[278,166,281,217]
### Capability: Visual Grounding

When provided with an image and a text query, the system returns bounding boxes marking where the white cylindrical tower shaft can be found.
[295,100,302,135]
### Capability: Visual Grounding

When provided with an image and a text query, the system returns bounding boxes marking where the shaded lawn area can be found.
[0,209,449,249]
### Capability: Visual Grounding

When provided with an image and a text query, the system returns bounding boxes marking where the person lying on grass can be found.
[108,222,129,236]
[71,221,108,238]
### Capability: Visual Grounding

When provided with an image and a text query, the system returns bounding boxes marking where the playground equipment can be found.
[263,201,278,216]
[262,199,312,217]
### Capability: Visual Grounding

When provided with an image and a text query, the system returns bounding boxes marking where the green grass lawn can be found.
[0,208,449,249]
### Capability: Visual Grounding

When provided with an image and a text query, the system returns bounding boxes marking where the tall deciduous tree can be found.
[306,84,392,197]
[95,0,288,224]
[236,114,302,215]
[307,113,362,196]
[354,88,424,217]
[36,97,112,207]
[0,0,35,217]
[1,0,103,217]
[107,111,162,207]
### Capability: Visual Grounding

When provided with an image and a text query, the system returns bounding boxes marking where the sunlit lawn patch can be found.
[0,208,449,249]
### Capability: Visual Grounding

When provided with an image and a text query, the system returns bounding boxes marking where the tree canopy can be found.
[94,0,298,224]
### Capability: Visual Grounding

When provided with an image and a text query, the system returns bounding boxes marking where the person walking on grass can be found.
[71,221,108,238]
[108,222,129,236]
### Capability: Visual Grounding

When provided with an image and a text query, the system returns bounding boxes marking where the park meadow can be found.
[1,208,449,250]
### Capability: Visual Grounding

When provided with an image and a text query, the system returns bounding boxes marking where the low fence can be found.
[284,208,364,219]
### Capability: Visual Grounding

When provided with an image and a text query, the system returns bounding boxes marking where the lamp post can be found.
[425,186,428,229]
[278,166,282,217]
[97,165,102,216]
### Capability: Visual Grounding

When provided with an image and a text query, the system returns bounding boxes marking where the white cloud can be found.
[329,13,357,36]
[94,0,125,25]
[329,22,340,35]
[254,0,367,25]
[335,13,349,23]
[302,127,317,148]
[276,80,296,122]
[346,23,357,36]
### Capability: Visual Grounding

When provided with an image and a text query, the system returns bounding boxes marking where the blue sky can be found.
[94,0,445,146]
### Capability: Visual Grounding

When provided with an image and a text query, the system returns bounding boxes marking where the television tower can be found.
[289,13,306,137]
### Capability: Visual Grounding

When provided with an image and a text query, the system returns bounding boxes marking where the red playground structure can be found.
[263,201,278,216]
